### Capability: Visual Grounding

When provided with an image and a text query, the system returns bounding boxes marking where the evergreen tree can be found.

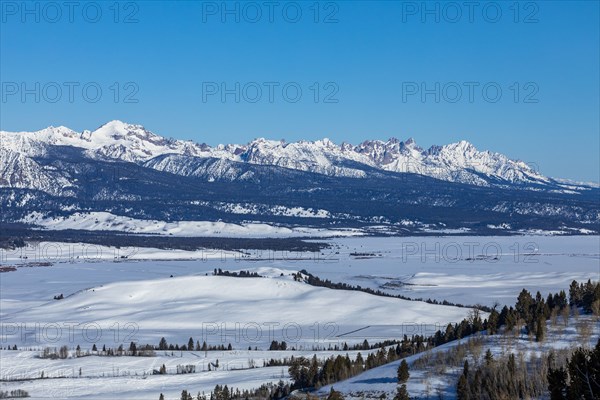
[222,385,229,400]
[394,384,410,400]
[547,366,568,400]
[288,357,311,388]
[569,280,581,306]
[159,337,168,350]
[557,290,568,309]
[535,315,546,342]
[159,394,164,400]
[188,337,194,352]
[504,307,517,331]
[129,342,137,356]
[397,360,409,383]
[507,353,516,375]
[457,374,469,400]
[516,288,534,328]
[484,349,494,365]
[487,308,500,334]
[180,390,192,400]
[566,339,600,399]
[308,355,319,386]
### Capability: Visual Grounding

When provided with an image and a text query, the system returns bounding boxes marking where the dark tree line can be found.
[288,338,435,391]
[213,269,261,278]
[345,339,401,351]
[285,305,488,391]
[569,279,600,313]
[39,343,156,358]
[158,337,232,352]
[0,390,29,399]
[269,340,288,351]
[303,338,403,352]
[0,224,326,253]
[296,270,493,312]
[171,381,291,400]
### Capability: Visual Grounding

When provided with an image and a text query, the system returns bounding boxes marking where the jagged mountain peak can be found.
[39,125,77,134]
[98,119,137,130]
[1,122,596,236]
[443,139,477,152]
[31,125,81,143]
[4,121,210,163]
[1,121,556,188]
[247,137,287,146]
[83,120,162,143]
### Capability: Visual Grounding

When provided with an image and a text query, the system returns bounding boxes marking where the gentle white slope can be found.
[3,274,473,346]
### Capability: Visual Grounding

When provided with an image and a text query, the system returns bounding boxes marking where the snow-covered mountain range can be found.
[1,120,598,236]
[0,120,564,189]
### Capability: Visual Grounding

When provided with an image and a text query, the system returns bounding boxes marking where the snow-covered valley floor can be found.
[0,235,598,399]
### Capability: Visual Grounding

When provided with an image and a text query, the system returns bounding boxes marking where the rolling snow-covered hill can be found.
[1,272,473,347]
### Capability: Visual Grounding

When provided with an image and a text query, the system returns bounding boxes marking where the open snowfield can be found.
[21,211,362,238]
[0,236,597,323]
[0,346,385,400]
[1,361,289,400]
[300,235,600,306]
[0,235,598,399]
[2,236,598,311]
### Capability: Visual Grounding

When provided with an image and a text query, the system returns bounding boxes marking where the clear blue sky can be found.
[1,1,598,182]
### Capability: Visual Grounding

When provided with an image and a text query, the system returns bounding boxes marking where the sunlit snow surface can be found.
[0,235,598,399]
[20,211,362,237]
